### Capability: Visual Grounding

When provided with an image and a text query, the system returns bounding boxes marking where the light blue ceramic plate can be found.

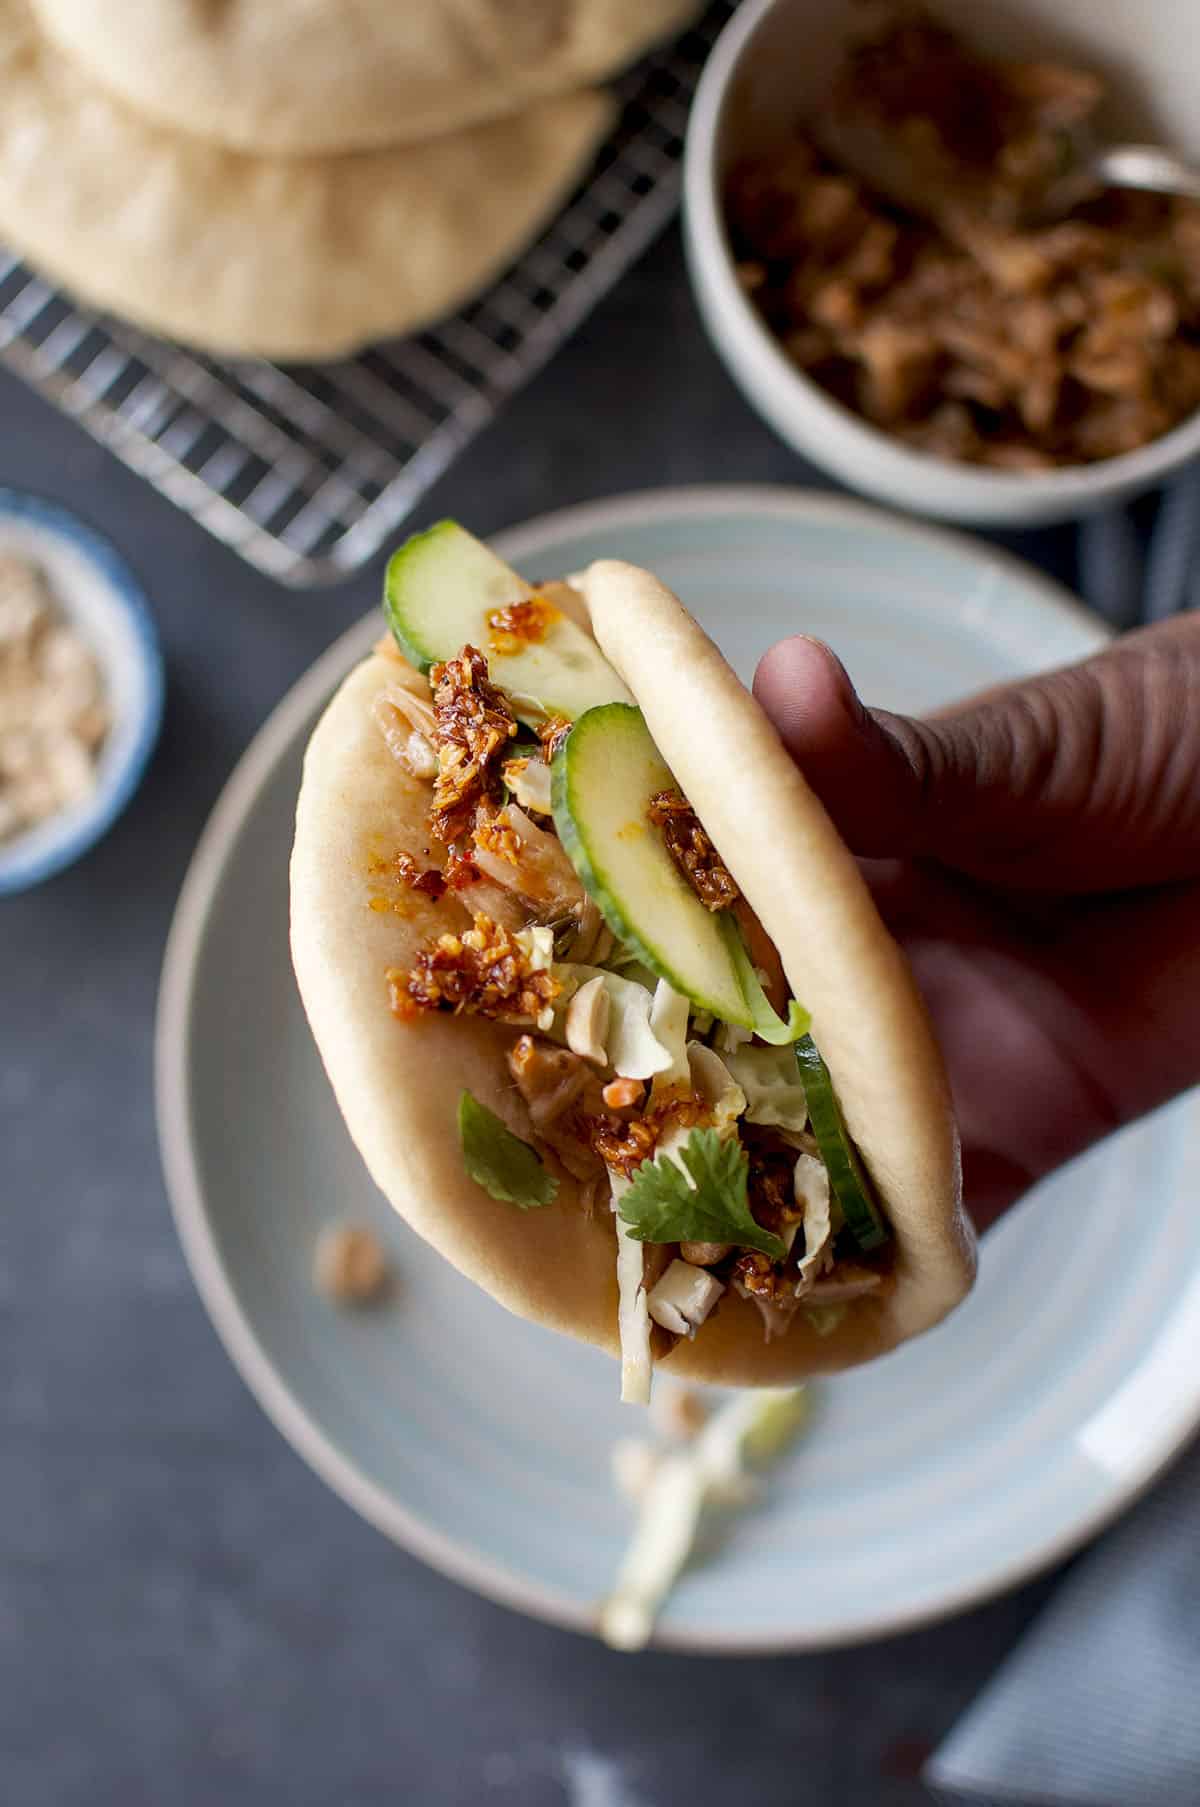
[0,490,163,895]
[156,488,1200,1651]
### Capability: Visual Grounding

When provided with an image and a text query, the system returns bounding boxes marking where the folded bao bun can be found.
[32,0,699,158]
[291,560,976,1385]
[0,0,611,360]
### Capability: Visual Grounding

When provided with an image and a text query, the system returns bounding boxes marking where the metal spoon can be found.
[818,113,1200,229]
[1035,137,1200,222]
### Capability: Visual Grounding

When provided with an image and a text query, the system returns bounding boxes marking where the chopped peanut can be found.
[314,1225,390,1305]
[0,554,110,843]
[390,912,560,1026]
[602,1077,645,1111]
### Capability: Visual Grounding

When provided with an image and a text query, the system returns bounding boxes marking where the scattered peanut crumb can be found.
[0,553,110,844]
[610,1437,662,1503]
[313,1224,391,1305]
[650,1384,710,1442]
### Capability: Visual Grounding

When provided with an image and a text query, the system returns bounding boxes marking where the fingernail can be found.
[795,636,867,726]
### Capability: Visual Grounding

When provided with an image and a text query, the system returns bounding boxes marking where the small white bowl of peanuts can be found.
[0,491,163,894]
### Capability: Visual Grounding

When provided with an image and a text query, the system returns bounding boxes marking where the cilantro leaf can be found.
[617,1128,784,1258]
[458,1092,558,1209]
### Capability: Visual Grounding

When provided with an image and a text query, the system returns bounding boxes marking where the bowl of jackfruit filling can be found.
[0,491,163,894]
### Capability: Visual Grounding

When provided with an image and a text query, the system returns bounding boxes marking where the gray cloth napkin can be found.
[1143,463,1200,622]
[1078,462,1200,629]
[926,467,1200,1807]
[925,1438,1200,1807]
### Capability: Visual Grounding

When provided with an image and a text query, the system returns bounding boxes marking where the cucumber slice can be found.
[383,520,632,724]
[553,703,806,1034]
[794,1036,890,1251]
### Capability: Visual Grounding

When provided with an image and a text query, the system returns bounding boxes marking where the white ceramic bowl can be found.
[0,491,163,894]
[684,0,1200,527]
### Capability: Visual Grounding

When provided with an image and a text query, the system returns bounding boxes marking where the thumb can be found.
[752,619,1200,892]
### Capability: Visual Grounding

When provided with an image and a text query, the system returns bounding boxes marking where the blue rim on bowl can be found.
[0,490,164,896]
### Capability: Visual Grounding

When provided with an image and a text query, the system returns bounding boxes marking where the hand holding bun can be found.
[755,616,1200,1225]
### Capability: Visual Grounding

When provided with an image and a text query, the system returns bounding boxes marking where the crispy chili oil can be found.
[428,646,517,845]
[390,851,447,901]
[487,594,560,655]
[388,913,559,1024]
[647,788,741,912]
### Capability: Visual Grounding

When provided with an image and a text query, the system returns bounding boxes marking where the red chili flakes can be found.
[443,843,481,891]
[428,646,517,845]
[391,851,447,900]
[647,788,740,912]
[366,848,444,914]
[487,594,561,655]
[388,912,560,1025]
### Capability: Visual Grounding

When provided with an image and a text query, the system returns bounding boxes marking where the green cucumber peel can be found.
[382,520,458,672]
[793,1037,889,1252]
[723,918,811,1045]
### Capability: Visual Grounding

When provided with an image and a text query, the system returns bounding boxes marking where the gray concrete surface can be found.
[1,227,1084,1806]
